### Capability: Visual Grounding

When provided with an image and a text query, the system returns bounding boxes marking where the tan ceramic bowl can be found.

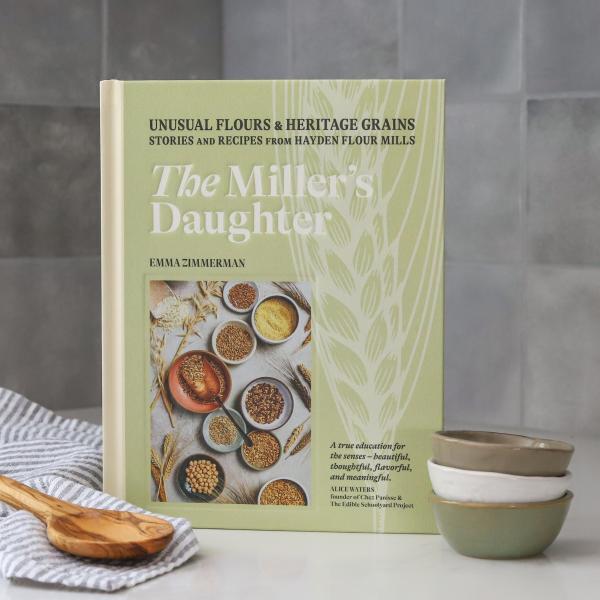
[432,431,574,476]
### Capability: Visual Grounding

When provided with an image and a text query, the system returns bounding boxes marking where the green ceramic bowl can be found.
[431,491,573,559]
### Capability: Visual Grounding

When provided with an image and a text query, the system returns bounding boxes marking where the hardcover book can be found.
[101,79,444,532]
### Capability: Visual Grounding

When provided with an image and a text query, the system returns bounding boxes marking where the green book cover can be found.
[101,79,444,533]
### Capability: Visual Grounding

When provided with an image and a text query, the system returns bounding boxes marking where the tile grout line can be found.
[287,0,293,76]
[220,0,225,78]
[443,89,600,105]
[445,258,600,273]
[101,0,108,80]
[220,0,226,78]
[518,0,528,429]
[0,102,98,111]
[0,256,100,264]
[397,0,404,77]
[444,258,516,269]
[526,89,600,100]
[0,94,596,115]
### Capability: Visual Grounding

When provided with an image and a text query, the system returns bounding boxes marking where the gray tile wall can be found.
[1,1,599,434]
[223,0,600,435]
[0,0,222,410]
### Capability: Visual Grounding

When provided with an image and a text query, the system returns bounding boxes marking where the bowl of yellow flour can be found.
[251,294,300,344]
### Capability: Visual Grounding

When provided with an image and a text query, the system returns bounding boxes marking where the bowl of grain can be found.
[168,350,232,413]
[251,293,300,345]
[177,454,225,502]
[241,377,293,431]
[258,478,309,506]
[202,408,246,452]
[211,319,257,365]
[223,281,259,314]
[240,430,282,471]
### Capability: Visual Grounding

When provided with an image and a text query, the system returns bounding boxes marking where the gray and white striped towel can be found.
[0,387,199,592]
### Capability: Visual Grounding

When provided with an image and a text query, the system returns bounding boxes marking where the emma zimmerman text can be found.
[149,257,247,268]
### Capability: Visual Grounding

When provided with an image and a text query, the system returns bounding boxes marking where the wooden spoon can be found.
[0,475,174,560]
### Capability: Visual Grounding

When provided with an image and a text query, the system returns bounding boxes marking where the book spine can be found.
[100,80,125,497]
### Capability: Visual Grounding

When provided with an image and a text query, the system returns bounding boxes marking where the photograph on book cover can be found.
[149,280,312,506]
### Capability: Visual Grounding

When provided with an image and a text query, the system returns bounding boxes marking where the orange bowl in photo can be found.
[168,350,232,414]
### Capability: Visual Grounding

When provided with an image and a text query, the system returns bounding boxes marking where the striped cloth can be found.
[0,387,199,592]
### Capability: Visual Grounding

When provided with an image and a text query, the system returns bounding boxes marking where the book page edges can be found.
[100,80,125,497]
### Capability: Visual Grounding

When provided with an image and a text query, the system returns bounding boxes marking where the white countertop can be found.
[0,410,598,599]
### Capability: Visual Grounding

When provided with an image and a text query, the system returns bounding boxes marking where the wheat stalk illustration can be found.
[273,80,444,531]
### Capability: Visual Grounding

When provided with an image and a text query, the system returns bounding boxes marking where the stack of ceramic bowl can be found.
[428,431,574,559]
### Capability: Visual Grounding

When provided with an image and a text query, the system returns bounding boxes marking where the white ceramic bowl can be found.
[251,293,300,345]
[202,408,246,453]
[211,319,257,365]
[427,459,572,504]
[222,281,259,314]
[241,377,293,431]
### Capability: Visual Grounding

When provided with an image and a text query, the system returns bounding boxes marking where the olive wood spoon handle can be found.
[0,474,79,519]
[0,474,174,560]
[212,396,254,447]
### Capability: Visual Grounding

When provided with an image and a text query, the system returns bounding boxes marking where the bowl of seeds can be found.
[169,350,232,413]
[211,319,257,365]
[223,281,259,314]
[240,430,282,471]
[202,408,246,452]
[241,377,293,431]
[177,454,225,502]
[251,293,300,345]
[258,478,309,506]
